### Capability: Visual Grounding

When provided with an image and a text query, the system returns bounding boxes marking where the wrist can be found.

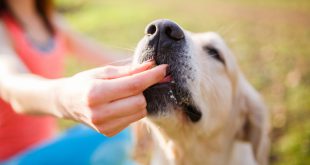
[49,78,69,118]
[50,76,95,128]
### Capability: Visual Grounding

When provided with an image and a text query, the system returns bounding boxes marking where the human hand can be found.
[53,62,167,136]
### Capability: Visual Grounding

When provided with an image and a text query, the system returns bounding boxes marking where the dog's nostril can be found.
[165,26,172,38]
[146,24,157,36]
[145,19,185,41]
[164,24,184,41]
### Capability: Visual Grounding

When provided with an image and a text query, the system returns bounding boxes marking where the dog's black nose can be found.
[145,19,184,41]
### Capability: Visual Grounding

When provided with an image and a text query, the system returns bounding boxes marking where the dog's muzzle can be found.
[136,19,202,122]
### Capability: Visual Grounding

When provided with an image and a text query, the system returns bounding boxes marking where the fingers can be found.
[86,61,155,79]
[111,64,167,98]
[77,62,167,137]
[107,64,168,100]
[91,94,146,124]
[90,94,147,137]
[96,109,146,137]
[101,125,127,137]
[88,64,167,106]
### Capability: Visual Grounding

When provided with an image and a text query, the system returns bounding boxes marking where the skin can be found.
[0,0,168,137]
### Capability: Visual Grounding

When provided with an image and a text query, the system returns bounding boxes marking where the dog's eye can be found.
[204,47,225,64]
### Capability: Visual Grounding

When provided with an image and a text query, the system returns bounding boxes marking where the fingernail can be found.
[158,64,168,69]
[156,64,168,75]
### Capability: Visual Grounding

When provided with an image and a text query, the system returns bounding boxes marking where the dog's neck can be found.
[146,119,237,165]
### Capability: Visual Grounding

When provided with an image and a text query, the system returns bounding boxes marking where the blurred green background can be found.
[55,0,310,164]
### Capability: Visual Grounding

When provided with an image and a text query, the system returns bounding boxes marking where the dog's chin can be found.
[143,80,202,123]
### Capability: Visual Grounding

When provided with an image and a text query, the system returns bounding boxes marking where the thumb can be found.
[105,61,155,79]
[83,61,155,79]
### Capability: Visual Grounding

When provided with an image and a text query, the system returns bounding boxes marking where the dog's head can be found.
[133,19,269,163]
[134,19,239,125]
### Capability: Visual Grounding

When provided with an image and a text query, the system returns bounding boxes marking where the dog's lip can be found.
[148,74,174,89]
[158,75,173,84]
[183,105,202,122]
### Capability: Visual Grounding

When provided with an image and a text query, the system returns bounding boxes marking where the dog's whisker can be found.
[217,22,238,36]
[105,57,133,66]
[104,44,135,52]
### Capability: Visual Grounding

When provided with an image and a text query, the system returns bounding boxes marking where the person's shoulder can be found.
[0,18,5,32]
[0,18,16,57]
[0,18,9,40]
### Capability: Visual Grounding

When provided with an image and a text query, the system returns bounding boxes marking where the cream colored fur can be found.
[133,31,269,165]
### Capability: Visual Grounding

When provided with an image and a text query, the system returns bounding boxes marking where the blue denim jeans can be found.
[1,125,136,165]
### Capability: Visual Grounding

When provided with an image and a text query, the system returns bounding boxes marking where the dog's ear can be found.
[236,78,270,165]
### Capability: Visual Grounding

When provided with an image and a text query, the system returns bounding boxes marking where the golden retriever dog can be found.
[132,19,270,165]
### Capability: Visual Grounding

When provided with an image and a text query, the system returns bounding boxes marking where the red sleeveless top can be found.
[0,13,67,161]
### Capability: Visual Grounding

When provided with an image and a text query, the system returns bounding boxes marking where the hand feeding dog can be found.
[133,19,269,165]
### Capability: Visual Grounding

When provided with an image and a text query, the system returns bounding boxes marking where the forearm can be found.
[67,31,130,66]
[0,72,63,117]
[54,14,130,66]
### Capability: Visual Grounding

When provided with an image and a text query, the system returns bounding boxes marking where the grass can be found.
[55,0,310,164]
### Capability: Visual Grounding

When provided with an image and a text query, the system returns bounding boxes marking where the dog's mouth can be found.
[143,64,202,122]
[135,19,202,122]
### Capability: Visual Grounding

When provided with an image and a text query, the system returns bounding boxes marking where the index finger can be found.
[97,64,167,102]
